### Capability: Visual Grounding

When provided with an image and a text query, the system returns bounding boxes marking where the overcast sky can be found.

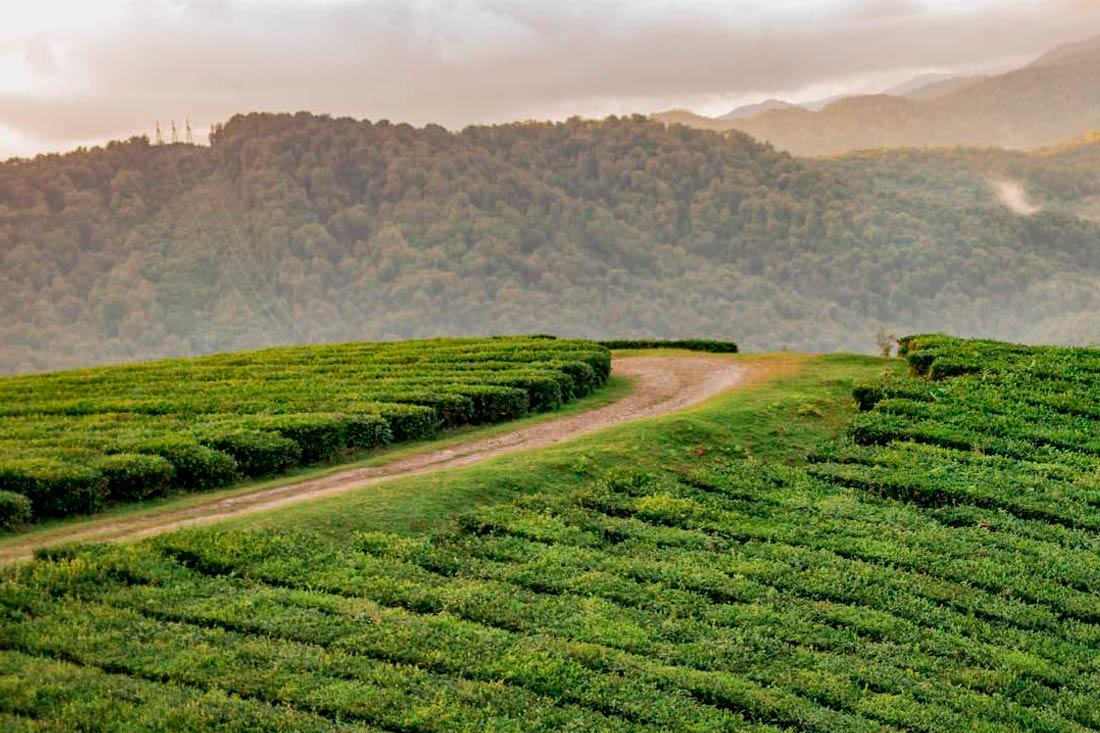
[1,0,1098,159]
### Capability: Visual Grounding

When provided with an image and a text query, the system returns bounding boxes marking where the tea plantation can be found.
[3,336,1100,732]
[0,337,610,528]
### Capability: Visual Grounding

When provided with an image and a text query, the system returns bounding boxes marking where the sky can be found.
[0,0,1098,159]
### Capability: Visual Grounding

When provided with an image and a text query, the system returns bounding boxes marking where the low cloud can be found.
[1,0,1099,157]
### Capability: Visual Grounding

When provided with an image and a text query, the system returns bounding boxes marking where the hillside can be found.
[653,33,1100,155]
[5,336,1100,730]
[4,113,1100,373]
[0,337,610,527]
[719,99,800,120]
[884,71,985,100]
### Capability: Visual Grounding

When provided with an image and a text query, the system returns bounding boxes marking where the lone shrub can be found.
[874,329,897,358]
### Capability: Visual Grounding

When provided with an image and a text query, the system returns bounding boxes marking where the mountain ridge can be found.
[3,112,1100,373]
[653,33,1100,155]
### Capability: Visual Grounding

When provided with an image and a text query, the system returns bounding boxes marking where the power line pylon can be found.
[155,121,164,145]
[170,120,179,144]
[185,118,194,145]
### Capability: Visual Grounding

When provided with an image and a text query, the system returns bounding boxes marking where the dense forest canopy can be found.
[3,112,1100,374]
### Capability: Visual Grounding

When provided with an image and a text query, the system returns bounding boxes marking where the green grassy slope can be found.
[4,341,1100,731]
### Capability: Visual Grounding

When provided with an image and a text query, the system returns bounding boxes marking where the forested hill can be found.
[4,112,1100,373]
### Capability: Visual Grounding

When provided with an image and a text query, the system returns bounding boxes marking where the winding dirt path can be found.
[0,354,757,565]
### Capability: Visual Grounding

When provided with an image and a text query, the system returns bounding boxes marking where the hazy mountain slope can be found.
[897,74,987,101]
[719,99,800,119]
[3,113,1100,373]
[1029,33,1100,67]
[653,34,1100,155]
[646,108,732,131]
[884,71,971,97]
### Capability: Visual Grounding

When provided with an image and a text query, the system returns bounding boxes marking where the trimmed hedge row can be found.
[0,490,32,530]
[374,403,439,442]
[92,453,175,501]
[598,339,738,354]
[198,430,301,477]
[442,386,528,425]
[0,459,107,518]
[0,337,612,528]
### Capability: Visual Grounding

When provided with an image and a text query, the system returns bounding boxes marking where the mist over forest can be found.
[3,110,1100,374]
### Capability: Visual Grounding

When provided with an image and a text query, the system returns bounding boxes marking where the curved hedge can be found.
[0,490,32,530]
[343,414,392,450]
[446,385,529,424]
[0,337,611,528]
[198,430,301,477]
[375,404,439,442]
[245,414,347,464]
[0,459,108,518]
[133,440,238,491]
[93,453,175,501]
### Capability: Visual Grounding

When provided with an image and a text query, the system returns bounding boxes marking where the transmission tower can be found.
[155,121,164,145]
[170,120,179,144]
[185,118,193,145]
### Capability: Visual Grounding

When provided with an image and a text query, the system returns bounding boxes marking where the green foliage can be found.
[242,414,347,464]
[445,385,528,424]
[0,650,363,732]
[0,459,107,518]
[0,490,31,530]
[492,374,564,412]
[6,113,1100,374]
[92,453,175,501]
[598,339,739,353]
[197,430,301,477]
[341,414,392,451]
[0,336,610,525]
[9,339,1100,730]
[133,440,238,492]
[374,403,439,442]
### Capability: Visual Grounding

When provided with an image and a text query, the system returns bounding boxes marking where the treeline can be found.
[598,339,738,353]
[3,112,1100,373]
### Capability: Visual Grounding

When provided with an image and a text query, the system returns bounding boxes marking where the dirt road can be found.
[0,354,755,564]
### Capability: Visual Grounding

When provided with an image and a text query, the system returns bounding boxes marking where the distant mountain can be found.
[719,99,800,120]
[646,108,733,132]
[1029,33,1100,67]
[882,72,959,96]
[884,72,986,101]
[800,94,850,111]
[4,112,1100,372]
[652,33,1100,155]
[898,74,986,101]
